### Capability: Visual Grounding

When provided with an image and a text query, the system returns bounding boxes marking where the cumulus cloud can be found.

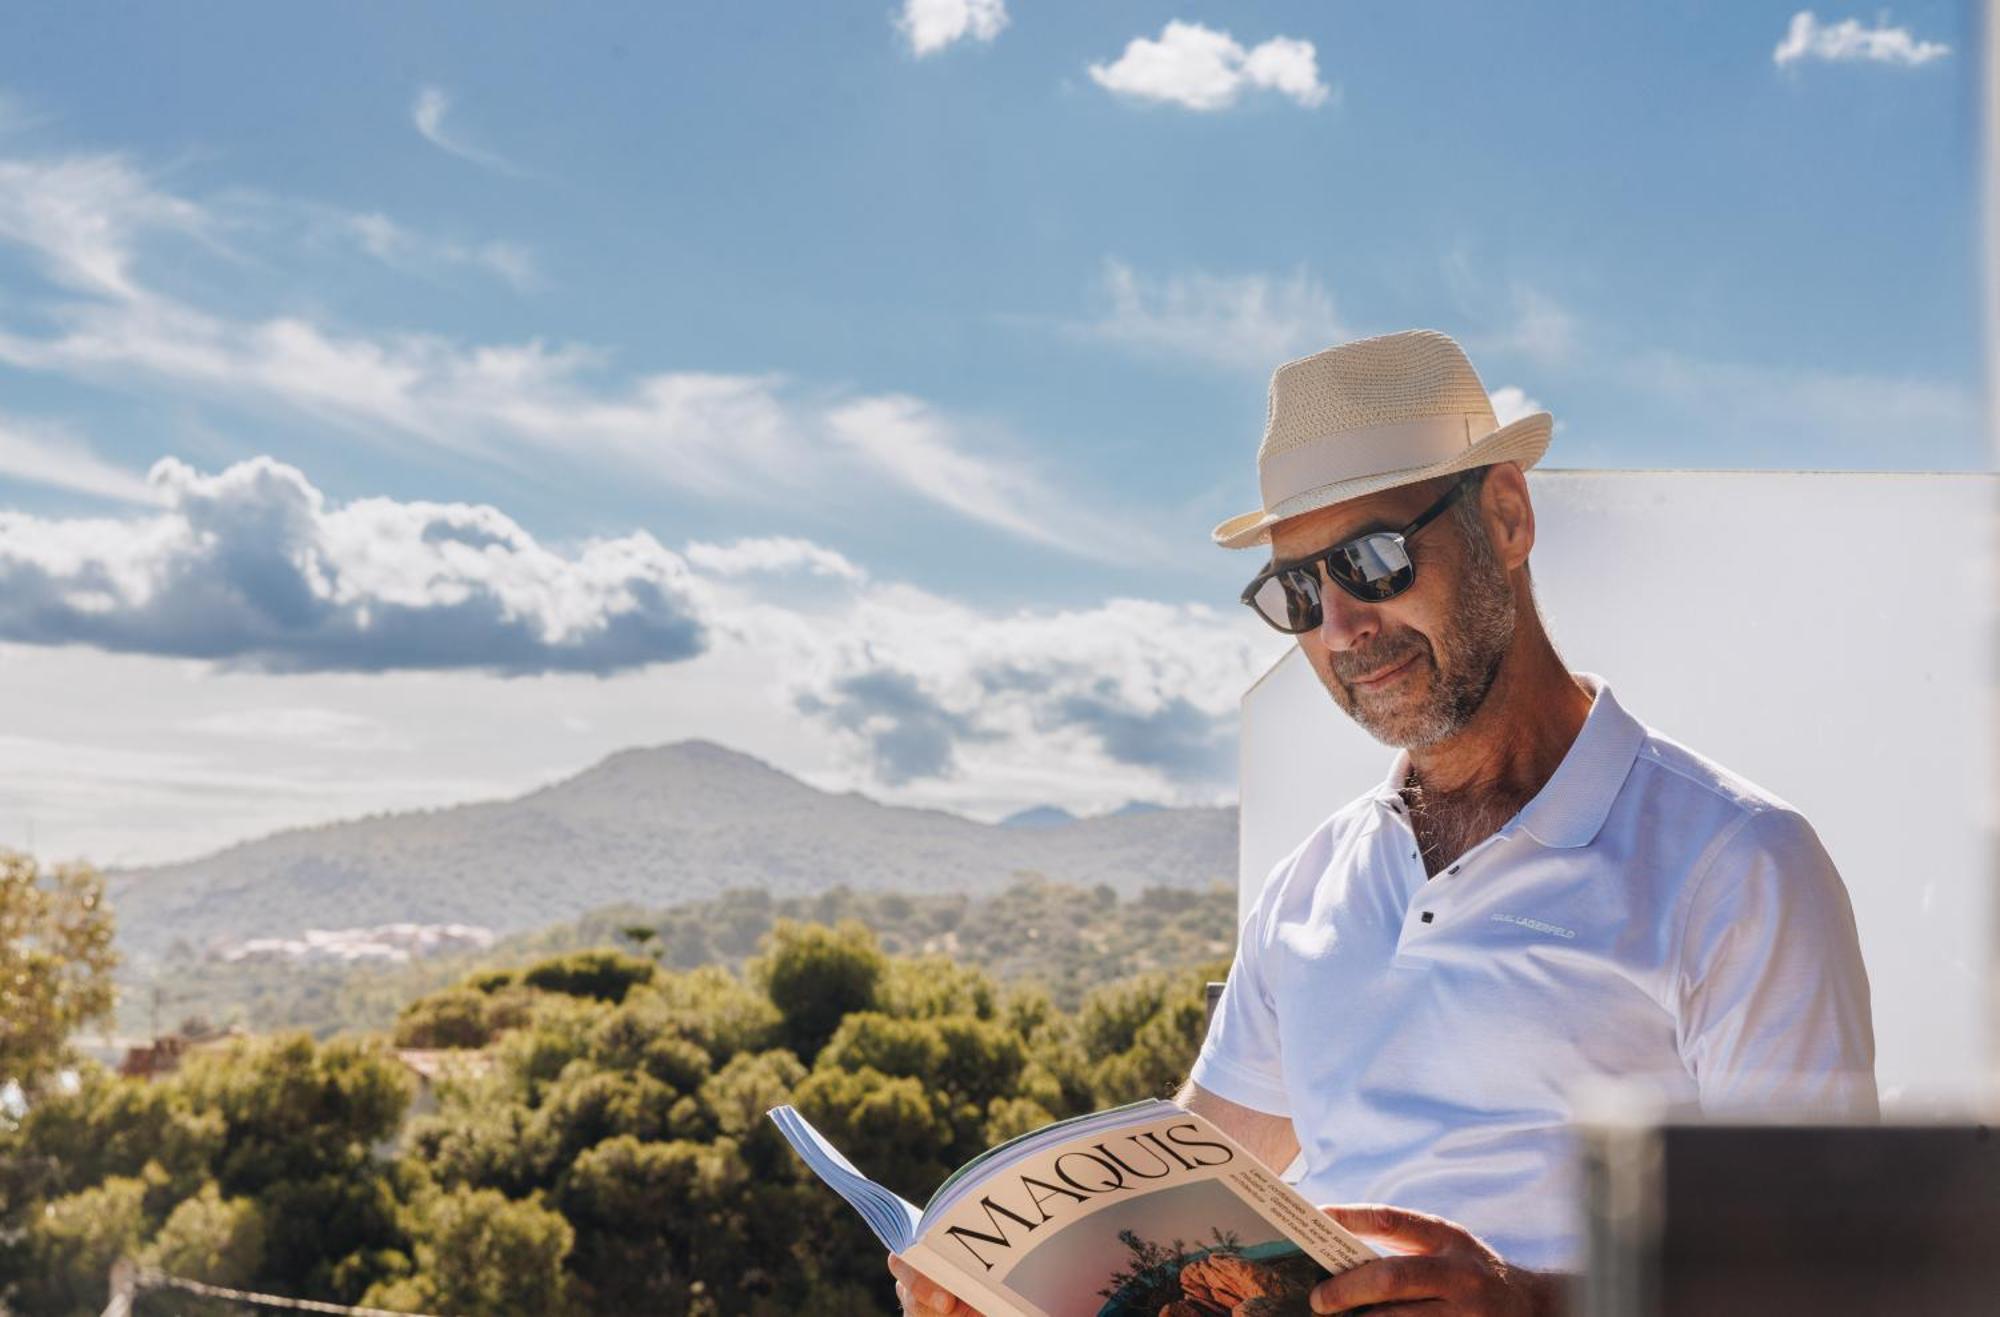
[787,592,1282,791]
[0,456,710,674]
[1487,386,1544,427]
[683,536,866,582]
[412,86,520,173]
[1088,21,1331,111]
[796,668,991,784]
[898,0,1008,57]
[1073,259,1347,373]
[1773,11,1950,68]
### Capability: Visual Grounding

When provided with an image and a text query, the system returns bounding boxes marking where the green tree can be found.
[173,1034,409,1194]
[560,1135,748,1312]
[1075,961,1225,1104]
[366,1186,574,1317]
[172,1035,412,1300]
[12,1174,148,1316]
[0,852,117,1095]
[393,987,493,1049]
[521,949,656,1003]
[2,1063,223,1204]
[752,919,885,1061]
[143,1182,267,1288]
[791,1066,947,1202]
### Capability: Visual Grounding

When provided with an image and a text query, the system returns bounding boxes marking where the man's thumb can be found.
[1320,1202,1468,1254]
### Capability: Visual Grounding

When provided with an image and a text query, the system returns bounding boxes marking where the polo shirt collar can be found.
[1372,673,1646,849]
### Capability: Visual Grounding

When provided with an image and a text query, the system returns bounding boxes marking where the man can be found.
[893,329,1875,1316]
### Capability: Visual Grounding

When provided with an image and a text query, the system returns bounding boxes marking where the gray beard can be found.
[1327,521,1517,749]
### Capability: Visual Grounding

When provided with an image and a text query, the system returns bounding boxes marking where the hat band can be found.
[1257,412,1491,507]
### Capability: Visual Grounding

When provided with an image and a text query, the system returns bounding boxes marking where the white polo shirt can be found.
[1190,677,1876,1272]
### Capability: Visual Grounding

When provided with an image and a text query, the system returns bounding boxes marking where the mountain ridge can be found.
[107,740,1238,960]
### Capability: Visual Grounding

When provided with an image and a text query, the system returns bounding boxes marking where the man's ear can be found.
[1480,462,1536,572]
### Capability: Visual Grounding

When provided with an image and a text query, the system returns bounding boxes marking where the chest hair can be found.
[1402,779,1534,878]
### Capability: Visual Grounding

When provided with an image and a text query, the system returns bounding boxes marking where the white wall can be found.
[1237,471,1997,1104]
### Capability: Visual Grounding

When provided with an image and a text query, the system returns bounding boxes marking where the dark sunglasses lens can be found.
[1251,569,1320,633]
[1328,534,1414,601]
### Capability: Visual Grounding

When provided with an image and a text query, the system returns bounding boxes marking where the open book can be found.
[768,1099,1375,1317]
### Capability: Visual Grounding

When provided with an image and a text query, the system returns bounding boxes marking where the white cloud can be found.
[0,456,711,674]
[1088,21,1331,111]
[1487,386,1544,427]
[0,148,1135,558]
[684,536,866,582]
[344,211,537,290]
[1073,258,1347,373]
[1623,350,1979,463]
[826,395,1054,547]
[786,587,1283,789]
[1491,288,1576,368]
[1773,11,1950,68]
[0,154,781,489]
[824,395,1160,564]
[898,0,1008,57]
[0,153,207,300]
[411,86,520,173]
[0,413,157,504]
[179,706,412,752]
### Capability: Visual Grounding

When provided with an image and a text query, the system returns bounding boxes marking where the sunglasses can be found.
[1240,473,1474,634]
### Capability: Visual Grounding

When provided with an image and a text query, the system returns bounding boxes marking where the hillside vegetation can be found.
[120,878,1238,1039]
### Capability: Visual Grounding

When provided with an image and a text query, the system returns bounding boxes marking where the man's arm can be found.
[1175,1078,1300,1173]
[1675,807,1877,1119]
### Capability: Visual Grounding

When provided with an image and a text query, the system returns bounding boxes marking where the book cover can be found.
[769,1099,1374,1317]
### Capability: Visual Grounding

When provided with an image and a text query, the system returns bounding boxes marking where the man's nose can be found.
[1316,575,1378,653]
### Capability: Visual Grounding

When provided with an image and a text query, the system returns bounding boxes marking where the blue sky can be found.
[0,3,1984,864]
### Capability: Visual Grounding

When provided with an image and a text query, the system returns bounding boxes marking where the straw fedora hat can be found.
[1212,329,1553,549]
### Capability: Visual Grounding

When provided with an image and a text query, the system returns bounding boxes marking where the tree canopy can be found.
[3,913,1225,1313]
[0,852,117,1096]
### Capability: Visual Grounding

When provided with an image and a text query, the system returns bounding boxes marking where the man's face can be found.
[1268,474,1517,748]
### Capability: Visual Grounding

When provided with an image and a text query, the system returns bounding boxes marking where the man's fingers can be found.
[1320,1201,1474,1254]
[1308,1255,1465,1313]
[886,1252,969,1313]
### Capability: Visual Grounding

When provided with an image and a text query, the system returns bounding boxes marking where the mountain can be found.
[998,804,1079,829]
[105,741,1237,961]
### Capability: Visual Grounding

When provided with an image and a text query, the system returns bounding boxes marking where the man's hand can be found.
[887,1252,985,1316]
[1308,1205,1566,1316]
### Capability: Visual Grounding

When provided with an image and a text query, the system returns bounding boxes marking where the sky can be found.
[0,2,1986,867]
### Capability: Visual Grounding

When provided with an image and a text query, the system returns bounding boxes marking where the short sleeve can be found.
[1674,807,1878,1120]
[1188,855,1295,1117]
